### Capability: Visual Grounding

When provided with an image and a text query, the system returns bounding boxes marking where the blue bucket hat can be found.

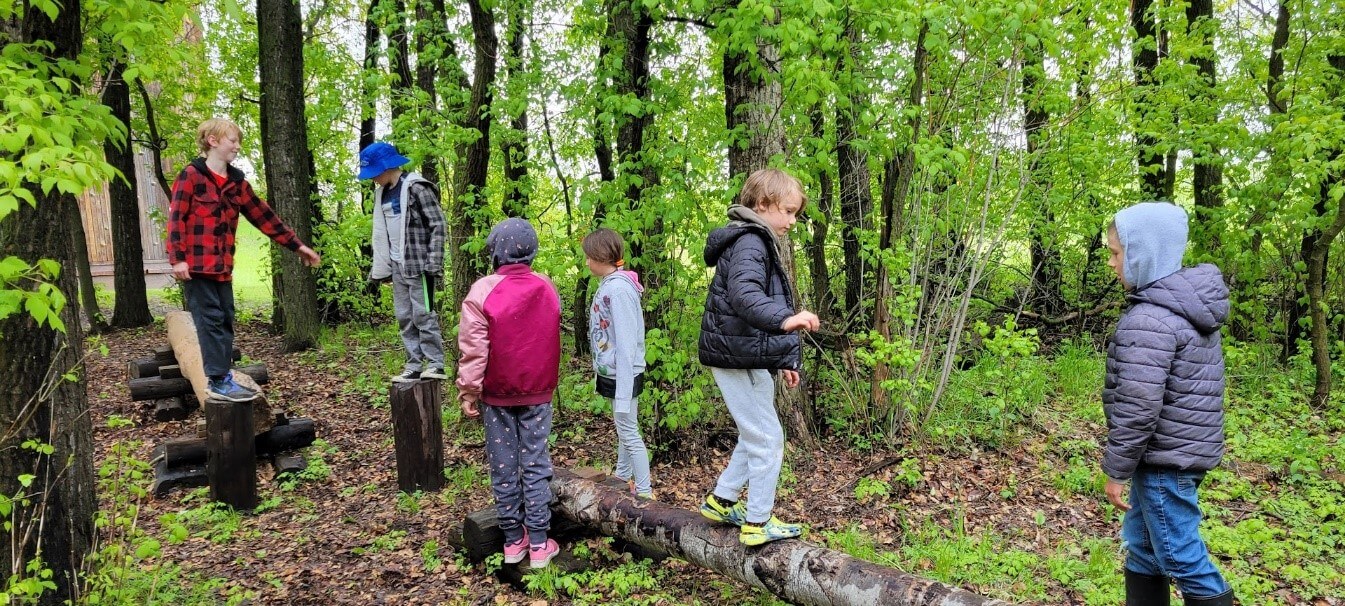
[358,141,410,180]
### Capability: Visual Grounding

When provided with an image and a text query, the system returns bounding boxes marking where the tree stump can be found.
[389,381,444,493]
[204,399,257,510]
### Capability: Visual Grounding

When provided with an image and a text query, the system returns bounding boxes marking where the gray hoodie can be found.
[589,270,646,412]
[1101,202,1229,480]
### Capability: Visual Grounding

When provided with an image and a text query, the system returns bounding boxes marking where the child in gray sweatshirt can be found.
[583,229,652,498]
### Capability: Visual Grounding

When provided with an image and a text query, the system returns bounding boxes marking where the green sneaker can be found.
[739,516,803,546]
[700,495,748,526]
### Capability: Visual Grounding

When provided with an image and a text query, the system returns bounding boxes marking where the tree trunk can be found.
[500,0,530,217]
[874,21,927,436]
[69,195,107,333]
[0,7,96,603]
[102,61,153,328]
[258,0,321,352]
[1186,0,1223,253]
[388,0,413,122]
[1303,54,1345,408]
[359,0,381,216]
[449,0,497,313]
[1131,0,1167,200]
[413,0,444,186]
[1023,32,1060,315]
[807,108,835,319]
[721,9,814,447]
[836,20,872,331]
[549,470,1016,606]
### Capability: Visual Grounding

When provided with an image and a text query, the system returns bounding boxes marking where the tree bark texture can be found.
[1131,0,1168,200]
[1023,34,1061,315]
[449,0,498,313]
[413,0,444,185]
[258,0,322,351]
[500,0,530,217]
[390,380,445,492]
[1186,0,1224,253]
[102,61,153,328]
[550,470,1016,606]
[0,5,96,603]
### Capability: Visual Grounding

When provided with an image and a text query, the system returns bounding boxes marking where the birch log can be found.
[164,311,272,431]
[549,469,1017,606]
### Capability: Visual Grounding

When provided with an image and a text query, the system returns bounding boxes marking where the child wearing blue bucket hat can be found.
[359,141,448,382]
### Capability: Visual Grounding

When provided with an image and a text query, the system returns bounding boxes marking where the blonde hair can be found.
[738,168,807,213]
[196,118,242,155]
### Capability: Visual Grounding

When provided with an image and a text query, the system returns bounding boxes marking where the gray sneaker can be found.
[420,367,448,380]
[391,369,421,383]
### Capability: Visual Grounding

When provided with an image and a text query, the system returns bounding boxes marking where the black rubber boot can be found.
[1125,569,1171,606]
[1183,589,1234,606]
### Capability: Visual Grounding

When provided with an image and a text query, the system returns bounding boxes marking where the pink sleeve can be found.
[455,281,491,400]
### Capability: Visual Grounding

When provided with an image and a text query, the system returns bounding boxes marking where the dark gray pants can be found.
[483,403,553,546]
[182,278,235,378]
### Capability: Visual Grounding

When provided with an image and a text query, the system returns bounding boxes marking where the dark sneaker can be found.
[208,373,257,403]
[420,367,448,380]
[739,516,803,546]
[700,495,748,526]
[391,369,421,383]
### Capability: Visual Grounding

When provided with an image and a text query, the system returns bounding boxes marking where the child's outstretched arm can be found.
[237,181,320,266]
[1102,313,1177,482]
[456,282,491,417]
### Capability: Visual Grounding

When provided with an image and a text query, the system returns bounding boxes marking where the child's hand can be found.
[172,262,191,281]
[460,393,480,418]
[297,245,322,268]
[781,311,820,333]
[781,369,800,389]
[1104,478,1130,511]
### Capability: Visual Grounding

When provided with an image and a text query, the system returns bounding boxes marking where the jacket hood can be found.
[1128,264,1229,334]
[1114,201,1188,289]
[603,269,644,293]
[191,157,245,183]
[703,205,776,266]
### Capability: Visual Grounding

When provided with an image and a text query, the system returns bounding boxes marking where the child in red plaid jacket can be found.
[168,118,321,402]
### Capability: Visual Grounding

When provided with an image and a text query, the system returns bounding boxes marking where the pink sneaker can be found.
[503,531,529,564]
[528,539,560,569]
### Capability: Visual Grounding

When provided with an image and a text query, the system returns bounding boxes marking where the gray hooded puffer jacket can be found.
[1102,263,1229,481]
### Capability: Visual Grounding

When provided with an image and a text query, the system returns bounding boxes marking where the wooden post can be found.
[204,399,256,510]
[389,381,445,493]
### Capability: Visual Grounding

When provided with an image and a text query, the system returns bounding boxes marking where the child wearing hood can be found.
[456,218,562,568]
[582,228,652,499]
[1103,202,1234,606]
[697,168,819,546]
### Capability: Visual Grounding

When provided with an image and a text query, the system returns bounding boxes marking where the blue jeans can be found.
[1122,466,1228,598]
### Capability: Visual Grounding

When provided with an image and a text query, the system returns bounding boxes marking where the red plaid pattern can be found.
[168,158,304,279]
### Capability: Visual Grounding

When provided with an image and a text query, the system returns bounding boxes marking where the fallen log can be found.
[549,469,1016,606]
[272,454,307,479]
[129,363,270,401]
[151,417,316,468]
[132,347,241,379]
[164,311,271,431]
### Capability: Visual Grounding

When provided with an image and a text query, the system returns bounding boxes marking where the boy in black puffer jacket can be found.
[1103,202,1234,606]
[697,168,819,546]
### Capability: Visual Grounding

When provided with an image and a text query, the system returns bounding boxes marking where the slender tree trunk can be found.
[103,62,154,328]
[0,6,96,604]
[1302,55,1345,408]
[388,0,413,122]
[1186,0,1223,253]
[806,107,835,319]
[258,0,321,351]
[574,39,616,360]
[500,0,530,217]
[449,0,497,313]
[874,21,926,437]
[69,198,106,333]
[360,0,380,215]
[836,21,872,332]
[413,0,445,186]
[1131,0,1168,200]
[1024,33,1060,315]
[1265,2,1304,361]
[721,7,814,447]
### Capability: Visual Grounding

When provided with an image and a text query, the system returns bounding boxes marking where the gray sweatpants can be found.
[483,403,554,546]
[611,397,652,495]
[709,367,784,523]
[390,262,445,371]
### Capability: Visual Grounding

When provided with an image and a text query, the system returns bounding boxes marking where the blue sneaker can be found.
[208,372,257,402]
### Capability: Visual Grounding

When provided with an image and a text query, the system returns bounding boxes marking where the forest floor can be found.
[87,320,1343,606]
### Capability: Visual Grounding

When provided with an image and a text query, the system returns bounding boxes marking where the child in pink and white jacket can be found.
[456,218,562,568]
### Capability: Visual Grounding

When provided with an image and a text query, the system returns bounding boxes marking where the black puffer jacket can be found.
[697,207,800,370]
[1102,263,1229,481]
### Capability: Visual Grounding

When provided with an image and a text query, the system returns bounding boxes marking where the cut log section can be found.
[272,454,307,479]
[390,381,444,493]
[152,394,199,422]
[549,469,1017,606]
[132,347,241,379]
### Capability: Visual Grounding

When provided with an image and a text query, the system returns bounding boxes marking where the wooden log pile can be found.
[131,311,318,509]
